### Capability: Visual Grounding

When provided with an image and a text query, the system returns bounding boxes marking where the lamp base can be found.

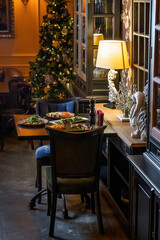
[103,102,116,109]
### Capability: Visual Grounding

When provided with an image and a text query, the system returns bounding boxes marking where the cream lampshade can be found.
[96,40,129,110]
[96,40,129,70]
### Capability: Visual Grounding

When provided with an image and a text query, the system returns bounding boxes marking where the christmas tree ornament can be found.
[68,40,72,45]
[62,27,68,35]
[52,40,59,47]
[54,33,59,40]
[55,14,60,20]
[52,80,58,86]
[48,14,54,19]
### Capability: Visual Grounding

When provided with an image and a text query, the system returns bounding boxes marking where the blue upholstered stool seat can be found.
[36,145,50,159]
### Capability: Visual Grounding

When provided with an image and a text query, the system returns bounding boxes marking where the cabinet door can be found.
[154,195,160,240]
[149,0,160,143]
[132,0,150,91]
[132,173,153,240]
[73,0,121,97]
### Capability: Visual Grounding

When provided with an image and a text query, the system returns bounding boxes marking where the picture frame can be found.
[0,0,15,38]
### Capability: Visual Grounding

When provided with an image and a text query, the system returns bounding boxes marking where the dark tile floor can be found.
[0,132,129,240]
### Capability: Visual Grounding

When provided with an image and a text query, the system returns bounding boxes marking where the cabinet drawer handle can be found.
[157,150,160,158]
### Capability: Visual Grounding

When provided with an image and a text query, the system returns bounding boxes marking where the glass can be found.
[133,35,138,64]
[81,47,86,74]
[139,37,144,67]
[75,43,78,68]
[74,15,78,40]
[145,38,149,69]
[75,0,79,11]
[81,0,86,13]
[157,31,160,76]
[140,3,144,33]
[81,16,86,43]
[156,83,160,130]
[94,0,113,14]
[93,49,107,78]
[133,3,138,32]
[146,2,150,34]
[93,17,113,39]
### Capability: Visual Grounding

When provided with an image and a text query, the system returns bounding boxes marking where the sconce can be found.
[21,0,29,6]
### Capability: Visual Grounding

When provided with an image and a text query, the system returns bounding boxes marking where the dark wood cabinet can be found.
[153,194,160,240]
[132,0,151,91]
[132,171,153,240]
[108,139,130,221]
[73,0,121,98]
[95,0,160,239]
[148,0,160,160]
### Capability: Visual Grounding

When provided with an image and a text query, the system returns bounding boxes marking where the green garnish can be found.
[26,115,40,123]
[55,116,83,124]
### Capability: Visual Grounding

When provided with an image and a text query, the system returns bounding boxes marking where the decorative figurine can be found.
[108,69,118,104]
[130,84,148,141]
[130,91,144,127]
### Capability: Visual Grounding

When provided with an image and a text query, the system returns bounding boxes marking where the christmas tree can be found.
[29,0,74,99]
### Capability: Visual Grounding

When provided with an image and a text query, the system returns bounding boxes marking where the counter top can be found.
[95,103,146,149]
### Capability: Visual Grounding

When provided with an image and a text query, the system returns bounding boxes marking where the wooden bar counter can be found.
[95,103,146,149]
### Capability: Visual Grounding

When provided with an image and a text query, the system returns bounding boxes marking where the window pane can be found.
[81,16,85,43]
[75,0,78,11]
[93,17,113,39]
[81,0,86,13]
[94,0,113,14]
[81,47,86,74]
[75,43,78,68]
[74,15,78,40]
[156,83,160,129]
[157,31,160,76]
[133,3,138,32]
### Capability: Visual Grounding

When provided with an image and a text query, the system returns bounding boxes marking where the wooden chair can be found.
[35,97,80,203]
[46,125,106,237]
[0,81,31,150]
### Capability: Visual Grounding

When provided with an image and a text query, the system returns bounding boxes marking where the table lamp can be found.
[93,33,104,45]
[96,40,129,108]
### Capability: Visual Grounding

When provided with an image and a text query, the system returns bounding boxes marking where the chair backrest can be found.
[3,68,23,84]
[8,80,31,112]
[17,84,31,113]
[36,98,80,117]
[47,126,106,181]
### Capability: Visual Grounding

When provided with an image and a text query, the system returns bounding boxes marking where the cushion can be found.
[37,100,76,117]
[50,101,75,112]
[46,167,95,194]
[36,145,50,159]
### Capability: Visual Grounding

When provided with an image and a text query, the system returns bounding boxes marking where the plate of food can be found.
[69,123,89,131]
[53,116,88,124]
[46,111,75,120]
[18,115,48,129]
